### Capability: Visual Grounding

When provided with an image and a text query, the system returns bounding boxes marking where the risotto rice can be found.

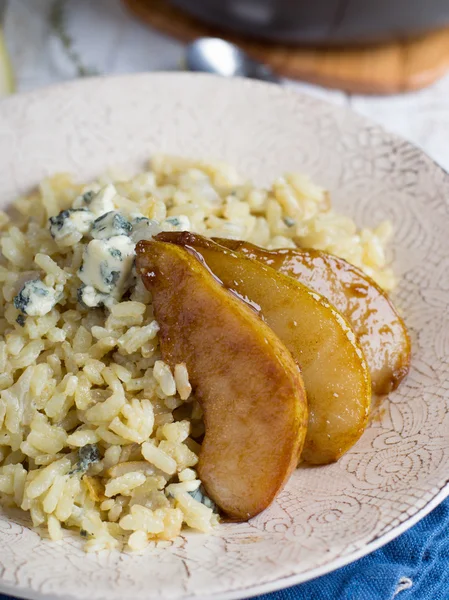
[0,155,394,552]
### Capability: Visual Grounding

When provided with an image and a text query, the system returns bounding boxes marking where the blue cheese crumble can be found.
[77,285,110,309]
[91,211,132,240]
[78,235,135,307]
[130,216,161,243]
[13,279,61,317]
[76,184,117,217]
[77,212,190,306]
[164,215,191,230]
[49,208,94,247]
[69,443,100,475]
[189,485,217,511]
[130,215,191,244]
[22,181,194,313]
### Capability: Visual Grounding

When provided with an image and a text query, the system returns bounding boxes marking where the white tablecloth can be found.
[5,0,449,170]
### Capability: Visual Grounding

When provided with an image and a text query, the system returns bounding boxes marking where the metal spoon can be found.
[185,37,280,83]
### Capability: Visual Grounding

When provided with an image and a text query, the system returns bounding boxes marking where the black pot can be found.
[169,0,449,45]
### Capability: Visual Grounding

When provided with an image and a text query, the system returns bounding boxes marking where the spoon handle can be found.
[248,63,281,84]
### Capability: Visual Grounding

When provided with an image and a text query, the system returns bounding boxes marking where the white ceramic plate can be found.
[1,73,449,600]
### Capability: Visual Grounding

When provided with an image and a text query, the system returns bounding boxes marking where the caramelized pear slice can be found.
[215,239,410,395]
[156,232,371,465]
[136,240,307,520]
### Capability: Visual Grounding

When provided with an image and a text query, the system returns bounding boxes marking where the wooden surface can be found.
[123,0,449,94]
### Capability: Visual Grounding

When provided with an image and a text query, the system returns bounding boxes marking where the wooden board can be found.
[123,0,449,94]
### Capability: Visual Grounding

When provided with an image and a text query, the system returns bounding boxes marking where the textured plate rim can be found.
[1,481,449,600]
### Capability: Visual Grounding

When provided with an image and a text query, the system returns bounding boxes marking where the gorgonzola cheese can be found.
[73,184,117,217]
[44,181,192,313]
[130,216,162,243]
[49,208,94,247]
[91,211,132,240]
[78,235,135,306]
[189,485,217,511]
[77,285,110,309]
[13,279,60,317]
[130,214,191,243]
[69,443,100,474]
[72,188,99,209]
[164,215,191,231]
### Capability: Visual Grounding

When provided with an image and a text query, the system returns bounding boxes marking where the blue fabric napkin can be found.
[253,497,449,600]
[1,497,449,600]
